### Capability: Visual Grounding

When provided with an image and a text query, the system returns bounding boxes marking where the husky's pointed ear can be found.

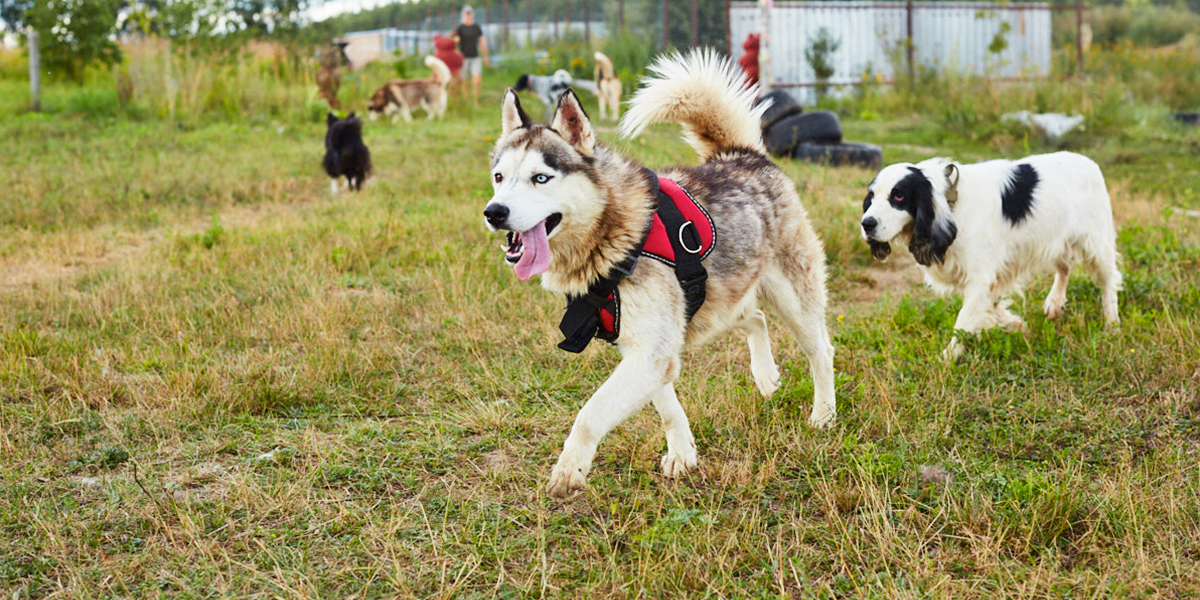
[550,88,595,156]
[326,112,338,126]
[908,179,958,266]
[501,89,532,137]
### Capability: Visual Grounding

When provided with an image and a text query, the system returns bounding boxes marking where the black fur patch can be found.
[890,167,956,266]
[1001,163,1039,225]
[888,167,929,217]
[869,240,892,260]
[862,190,874,212]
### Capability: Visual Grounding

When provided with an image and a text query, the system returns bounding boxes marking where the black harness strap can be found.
[557,251,640,353]
[556,169,710,353]
[650,177,708,321]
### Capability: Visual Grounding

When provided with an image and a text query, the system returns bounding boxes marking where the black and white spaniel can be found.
[860,151,1122,359]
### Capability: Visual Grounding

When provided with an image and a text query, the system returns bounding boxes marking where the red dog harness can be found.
[557,169,715,353]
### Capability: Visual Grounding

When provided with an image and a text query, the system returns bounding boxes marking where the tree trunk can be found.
[28,26,41,112]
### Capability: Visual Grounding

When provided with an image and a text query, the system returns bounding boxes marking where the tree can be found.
[24,0,123,81]
[228,0,307,35]
[0,0,32,33]
[804,27,840,100]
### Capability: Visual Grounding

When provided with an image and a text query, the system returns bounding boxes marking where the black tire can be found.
[755,89,802,131]
[789,142,883,170]
[763,111,843,157]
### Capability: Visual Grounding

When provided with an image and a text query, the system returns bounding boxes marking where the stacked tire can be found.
[755,90,883,170]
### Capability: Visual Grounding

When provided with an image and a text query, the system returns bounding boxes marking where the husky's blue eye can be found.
[532,174,552,184]
[494,173,503,183]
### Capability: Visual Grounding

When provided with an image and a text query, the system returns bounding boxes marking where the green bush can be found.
[1087,5,1200,47]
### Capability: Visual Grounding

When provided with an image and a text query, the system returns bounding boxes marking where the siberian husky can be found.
[367,56,452,123]
[483,50,837,497]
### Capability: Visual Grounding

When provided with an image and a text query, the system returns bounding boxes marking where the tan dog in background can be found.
[594,51,622,121]
[367,56,453,123]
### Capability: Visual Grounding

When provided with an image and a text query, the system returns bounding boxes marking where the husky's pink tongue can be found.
[514,220,551,281]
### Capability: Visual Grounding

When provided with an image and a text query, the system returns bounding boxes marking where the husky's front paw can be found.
[546,455,589,498]
[752,361,781,398]
[660,446,698,479]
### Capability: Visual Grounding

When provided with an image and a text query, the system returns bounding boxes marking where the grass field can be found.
[2,68,1200,598]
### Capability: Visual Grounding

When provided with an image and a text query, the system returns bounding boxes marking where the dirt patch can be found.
[832,255,925,316]
[480,449,515,475]
[0,200,312,294]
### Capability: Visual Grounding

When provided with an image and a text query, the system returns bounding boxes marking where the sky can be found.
[306,0,401,22]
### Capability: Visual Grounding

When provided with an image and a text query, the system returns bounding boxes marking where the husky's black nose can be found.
[484,203,509,228]
[861,216,878,237]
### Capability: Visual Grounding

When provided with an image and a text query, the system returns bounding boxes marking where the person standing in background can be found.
[452,5,491,103]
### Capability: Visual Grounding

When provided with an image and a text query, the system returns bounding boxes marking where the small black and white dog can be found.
[860,151,1121,359]
[323,112,371,193]
[513,70,574,118]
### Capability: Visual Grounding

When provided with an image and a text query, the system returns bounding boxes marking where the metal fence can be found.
[729,1,1057,104]
[340,0,739,66]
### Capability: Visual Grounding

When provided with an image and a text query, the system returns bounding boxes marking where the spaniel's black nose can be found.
[861,216,878,236]
[484,203,510,228]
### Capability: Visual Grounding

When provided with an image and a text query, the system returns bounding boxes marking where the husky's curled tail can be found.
[620,49,768,161]
[425,55,452,87]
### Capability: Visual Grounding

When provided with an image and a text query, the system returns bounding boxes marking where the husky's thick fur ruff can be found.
[593,51,622,121]
[367,56,452,123]
[484,50,836,497]
[861,152,1121,360]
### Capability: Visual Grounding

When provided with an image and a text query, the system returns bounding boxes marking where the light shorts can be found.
[462,57,483,78]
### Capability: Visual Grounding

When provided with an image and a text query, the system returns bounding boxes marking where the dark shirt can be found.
[455,24,484,58]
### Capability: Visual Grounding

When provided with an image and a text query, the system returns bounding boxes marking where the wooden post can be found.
[690,0,699,47]
[662,0,669,51]
[502,0,509,52]
[759,0,771,93]
[28,27,40,112]
[619,0,625,30]
[584,0,590,48]
[1075,0,1085,75]
[553,3,559,42]
[726,0,733,55]
[905,0,915,85]
[526,0,532,46]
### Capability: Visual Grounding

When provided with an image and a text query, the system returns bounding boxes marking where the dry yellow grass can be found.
[2,75,1199,598]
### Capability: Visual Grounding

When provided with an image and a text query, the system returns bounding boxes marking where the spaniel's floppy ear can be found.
[908,174,958,266]
[550,88,596,156]
[501,88,532,137]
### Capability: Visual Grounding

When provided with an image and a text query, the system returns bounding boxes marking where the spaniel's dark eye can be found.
[532,174,553,184]
[493,173,503,183]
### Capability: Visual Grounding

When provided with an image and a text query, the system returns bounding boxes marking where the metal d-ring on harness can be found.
[556,168,713,353]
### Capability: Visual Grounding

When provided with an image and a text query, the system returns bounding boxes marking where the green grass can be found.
[2,68,1200,598]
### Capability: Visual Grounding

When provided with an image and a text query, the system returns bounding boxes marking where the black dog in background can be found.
[323,112,371,193]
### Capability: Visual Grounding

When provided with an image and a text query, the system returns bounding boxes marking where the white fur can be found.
[620,49,767,160]
[862,151,1122,360]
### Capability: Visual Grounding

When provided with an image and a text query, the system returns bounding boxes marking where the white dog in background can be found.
[860,151,1122,359]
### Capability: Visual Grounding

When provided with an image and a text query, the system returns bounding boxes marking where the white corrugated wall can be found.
[730,1,1052,104]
